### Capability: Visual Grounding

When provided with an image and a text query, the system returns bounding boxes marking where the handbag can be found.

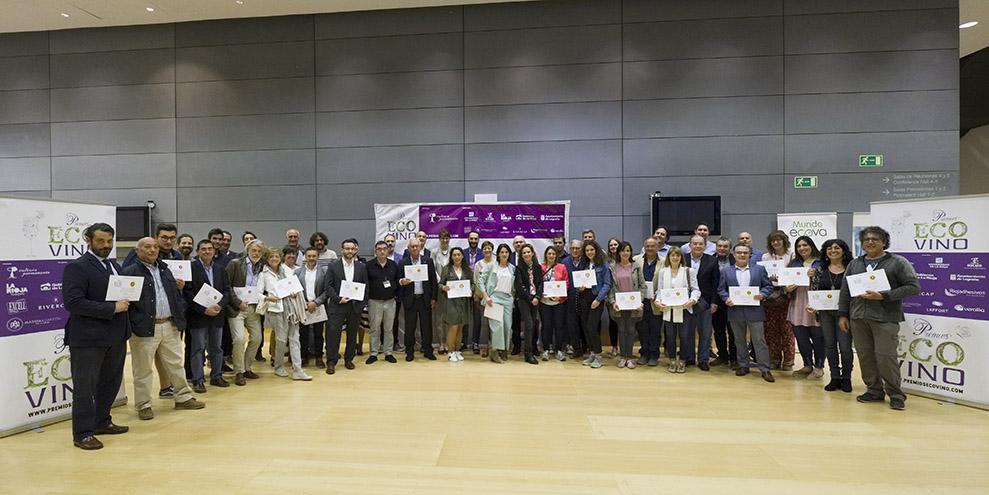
[763,287,789,307]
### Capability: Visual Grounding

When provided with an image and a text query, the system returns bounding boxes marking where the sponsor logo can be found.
[931,301,943,307]
[6,317,24,332]
[7,266,18,279]
[40,282,61,291]
[500,213,512,222]
[913,209,969,251]
[928,258,950,269]
[966,257,983,269]
[953,304,985,313]
[515,214,536,221]
[951,273,986,283]
[6,283,28,296]
[485,212,494,221]
[7,299,28,314]
[945,288,985,298]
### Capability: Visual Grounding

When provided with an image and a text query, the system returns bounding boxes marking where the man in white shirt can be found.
[321,239,367,374]
[297,247,327,369]
[680,223,716,255]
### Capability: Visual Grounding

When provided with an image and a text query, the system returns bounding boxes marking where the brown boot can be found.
[490,350,504,363]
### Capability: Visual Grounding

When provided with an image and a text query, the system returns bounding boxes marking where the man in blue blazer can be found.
[61,223,131,450]
[183,240,230,391]
[716,243,776,382]
[322,238,369,374]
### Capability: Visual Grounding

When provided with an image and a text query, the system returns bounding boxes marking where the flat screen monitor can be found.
[115,206,150,242]
[651,196,721,237]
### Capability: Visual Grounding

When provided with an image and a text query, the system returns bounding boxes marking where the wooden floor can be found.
[3,335,988,495]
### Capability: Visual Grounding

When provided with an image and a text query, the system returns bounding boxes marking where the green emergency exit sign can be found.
[794,176,818,188]
[859,155,883,167]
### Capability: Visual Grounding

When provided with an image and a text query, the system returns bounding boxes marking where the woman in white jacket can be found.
[653,246,700,374]
[257,247,311,381]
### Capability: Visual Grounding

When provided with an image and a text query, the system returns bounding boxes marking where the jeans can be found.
[615,311,636,358]
[516,297,537,356]
[663,319,687,360]
[685,307,713,362]
[792,324,826,368]
[299,321,325,359]
[190,319,223,383]
[579,291,604,354]
[637,304,662,359]
[819,311,853,379]
[539,302,566,352]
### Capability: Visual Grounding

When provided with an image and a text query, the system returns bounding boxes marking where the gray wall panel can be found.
[625,0,781,22]
[175,15,312,47]
[466,102,621,143]
[567,216,624,243]
[0,124,50,158]
[623,176,785,216]
[465,25,620,68]
[783,0,954,15]
[0,56,48,90]
[176,42,313,82]
[315,34,462,75]
[50,49,174,88]
[50,24,173,54]
[53,188,177,222]
[0,90,49,124]
[622,215,651,247]
[179,221,319,250]
[784,9,958,54]
[465,178,620,217]
[317,182,464,220]
[465,140,621,180]
[51,119,175,156]
[783,172,958,213]
[316,108,462,147]
[177,185,316,222]
[316,71,462,112]
[721,214,779,243]
[625,57,782,100]
[624,136,783,177]
[177,149,316,187]
[51,154,176,190]
[785,50,958,94]
[0,157,50,190]
[624,17,782,61]
[51,84,175,122]
[315,7,462,39]
[316,145,463,184]
[176,78,313,117]
[465,0,620,31]
[466,63,620,106]
[785,131,959,174]
[0,190,51,199]
[624,96,782,138]
[0,32,48,57]
[315,220,377,257]
[785,90,958,134]
[177,113,314,152]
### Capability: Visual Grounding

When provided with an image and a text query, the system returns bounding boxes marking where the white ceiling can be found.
[2,0,987,58]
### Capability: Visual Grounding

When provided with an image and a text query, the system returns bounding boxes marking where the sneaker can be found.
[590,355,603,368]
[668,361,678,373]
[636,355,649,366]
[781,364,794,372]
[676,361,686,373]
[609,348,618,358]
[174,398,205,410]
[647,357,659,367]
[455,351,464,361]
[856,392,884,403]
[138,407,154,420]
[556,350,567,361]
[158,386,174,398]
[626,360,636,370]
[449,353,458,362]
[582,354,595,366]
[617,358,626,368]
[808,368,825,379]
[889,397,906,410]
[273,367,289,377]
[541,350,550,361]
[291,370,313,381]
[794,366,813,375]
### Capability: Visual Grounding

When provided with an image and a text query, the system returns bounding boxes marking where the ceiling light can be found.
[146,7,155,12]
[960,21,978,29]
[236,0,244,4]
[60,12,69,17]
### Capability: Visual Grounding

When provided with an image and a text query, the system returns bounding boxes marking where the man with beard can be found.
[177,233,195,260]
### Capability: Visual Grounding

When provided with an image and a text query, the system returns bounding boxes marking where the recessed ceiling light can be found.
[236,0,244,4]
[960,21,978,29]
[60,12,69,17]
[146,7,155,12]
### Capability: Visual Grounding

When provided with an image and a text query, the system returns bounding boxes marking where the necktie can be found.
[102,259,114,275]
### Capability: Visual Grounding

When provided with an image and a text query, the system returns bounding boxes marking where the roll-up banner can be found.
[776,212,838,250]
[0,196,125,437]
[871,194,989,409]
[375,202,570,259]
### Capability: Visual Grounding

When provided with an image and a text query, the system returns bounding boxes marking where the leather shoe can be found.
[234,373,246,386]
[138,408,154,420]
[193,382,206,393]
[326,364,335,375]
[243,370,260,379]
[385,354,397,363]
[710,356,730,366]
[423,353,436,361]
[74,436,103,450]
[210,377,230,388]
[762,371,775,383]
[93,423,128,435]
[698,361,710,372]
[344,361,355,370]
[525,354,539,365]
[735,367,750,376]
[365,355,377,365]
[174,398,205,410]
[405,354,414,362]
[315,358,326,369]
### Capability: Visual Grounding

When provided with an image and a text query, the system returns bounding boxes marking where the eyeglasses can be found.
[157,235,177,241]
[861,237,882,243]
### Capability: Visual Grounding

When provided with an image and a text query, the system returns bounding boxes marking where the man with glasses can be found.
[122,223,183,267]
[839,226,920,411]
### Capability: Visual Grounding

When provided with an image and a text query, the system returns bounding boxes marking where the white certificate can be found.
[846,268,891,297]
[484,303,504,322]
[572,269,597,288]
[302,304,328,325]
[659,288,690,307]
[446,280,471,299]
[162,260,192,282]
[405,265,429,282]
[105,275,144,301]
[193,283,223,308]
[273,276,303,298]
[729,286,761,306]
[233,286,259,304]
[543,280,567,298]
[778,267,810,287]
[615,291,642,311]
[757,260,783,277]
[643,279,655,300]
[808,290,840,311]
[341,280,366,301]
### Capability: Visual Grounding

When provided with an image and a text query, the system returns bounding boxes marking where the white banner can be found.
[872,195,989,408]
[777,212,838,250]
[0,196,123,437]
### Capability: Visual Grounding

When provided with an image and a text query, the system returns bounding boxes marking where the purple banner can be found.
[419,204,567,239]
[1,259,70,337]
[903,252,987,321]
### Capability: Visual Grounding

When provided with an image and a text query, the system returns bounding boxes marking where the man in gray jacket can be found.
[839,226,920,411]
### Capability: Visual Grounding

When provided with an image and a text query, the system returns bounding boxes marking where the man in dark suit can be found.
[716,243,776,382]
[397,237,438,362]
[711,236,737,368]
[322,238,368,374]
[121,237,204,420]
[61,223,130,450]
[684,234,721,371]
[297,247,327,368]
[184,239,230,392]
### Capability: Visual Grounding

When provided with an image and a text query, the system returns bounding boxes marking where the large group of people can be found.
[62,219,920,450]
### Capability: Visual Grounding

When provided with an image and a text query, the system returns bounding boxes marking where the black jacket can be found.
[514,259,544,302]
[122,259,188,337]
[322,258,369,315]
[689,253,720,311]
[184,258,230,329]
[62,252,131,347]
[396,255,438,304]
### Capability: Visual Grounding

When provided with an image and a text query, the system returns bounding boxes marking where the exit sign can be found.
[794,176,818,188]
[859,155,883,167]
